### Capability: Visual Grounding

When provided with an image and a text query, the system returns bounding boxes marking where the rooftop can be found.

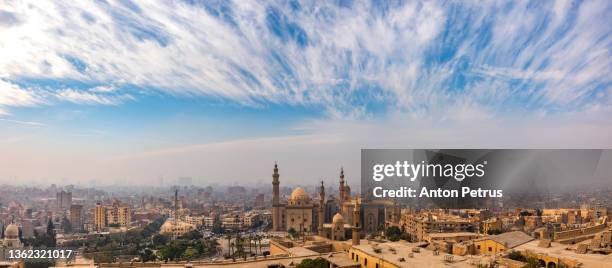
[352,241,489,267]
[479,231,534,249]
[515,240,612,268]
[426,232,480,238]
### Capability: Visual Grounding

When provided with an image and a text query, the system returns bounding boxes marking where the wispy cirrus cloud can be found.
[56,88,133,105]
[0,0,608,119]
[0,117,45,127]
[0,79,43,107]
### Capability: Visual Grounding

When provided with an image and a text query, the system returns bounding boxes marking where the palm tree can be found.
[247,235,252,255]
[257,235,263,255]
[253,235,259,255]
[225,234,233,257]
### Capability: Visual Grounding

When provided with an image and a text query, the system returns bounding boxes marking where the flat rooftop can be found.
[352,241,491,267]
[427,232,480,238]
[515,240,612,268]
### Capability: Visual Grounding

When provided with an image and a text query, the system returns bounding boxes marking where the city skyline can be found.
[1,1,611,183]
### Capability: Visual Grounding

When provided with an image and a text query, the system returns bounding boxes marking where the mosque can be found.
[1,223,22,248]
[271,163,400,242]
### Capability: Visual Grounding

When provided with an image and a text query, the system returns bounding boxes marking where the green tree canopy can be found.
[297,258,328,268]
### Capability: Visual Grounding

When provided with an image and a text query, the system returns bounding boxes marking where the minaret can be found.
[339,167,345,202]
[272,162,281,231]
[352,199,361,245]
[173,189,179,240]
[174,189,179,221]
[318,181,325,234]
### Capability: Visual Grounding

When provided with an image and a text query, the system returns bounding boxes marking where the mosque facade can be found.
[271,163,400,242]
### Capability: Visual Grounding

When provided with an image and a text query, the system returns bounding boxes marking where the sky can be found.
[0,0,611,187]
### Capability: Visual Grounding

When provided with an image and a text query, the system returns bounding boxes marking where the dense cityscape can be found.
[0,164,611,268]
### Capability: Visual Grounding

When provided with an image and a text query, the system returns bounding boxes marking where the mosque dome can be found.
[290,187,310,201]
[4,224,19,239]
[332,213,344,224]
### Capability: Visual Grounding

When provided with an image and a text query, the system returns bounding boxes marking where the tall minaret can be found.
[352,199,361,245]
[272,162,280,231]
[174,189,179,221]
[339,167,345,202]
[173,189,179,240]
[318,181,325,234]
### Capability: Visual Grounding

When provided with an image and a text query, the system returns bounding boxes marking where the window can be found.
[364,258,367,265]
[356,255,358,261]
[488,247,492,252]
[477,245,480,249]
[376,264,379,268]
[351,252,354,260]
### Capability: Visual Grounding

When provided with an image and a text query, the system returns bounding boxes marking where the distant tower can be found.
[352,199,361,245]
[272,162,281,231]
[173,189,179,240]
[174,189,179,220]
[318,181,325,234]
[339,167,345,202]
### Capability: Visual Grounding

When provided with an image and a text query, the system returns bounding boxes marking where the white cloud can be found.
[56,88,133,105]
[0,118,45,126]
[0,79,43,107]
[89,85,116,93]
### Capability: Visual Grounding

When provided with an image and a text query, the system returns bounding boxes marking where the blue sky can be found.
[0,0,611,185]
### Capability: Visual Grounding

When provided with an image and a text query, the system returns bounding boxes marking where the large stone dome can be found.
[4,224,19,239]
[288,187,311,206]
[290,187,309,201]
[332,213,344,224]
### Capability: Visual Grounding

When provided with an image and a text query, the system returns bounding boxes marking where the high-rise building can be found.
[106,201,131,228]
[21,219,35,239]
[70,204,83,231]
[255,193,265,207]
[57,191,72,210]
[94,203,107,231]
[94,201,131,231]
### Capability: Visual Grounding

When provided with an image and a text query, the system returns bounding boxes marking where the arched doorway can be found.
[538,259,546,267]
[547,262,557,268]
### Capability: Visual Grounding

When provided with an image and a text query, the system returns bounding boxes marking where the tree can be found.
[139,248,157,262]
[179,229,203,240]
[199,239,219,257]
[519,211,532,217]
[225,234,233,258]
[46,219,54,236]
[157,243,183,261]
[522,257,541,268]
[487,229,503,235]
[24,260,55,268]
[288,228,298,239]
[182,247,199,261]
[61,217,72,233]
[385,226,402,241]
[297,258,328,268]
[152,234,169,248]
[508,251,526,262]
[212,216,224,234]
[234,233,245,259]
